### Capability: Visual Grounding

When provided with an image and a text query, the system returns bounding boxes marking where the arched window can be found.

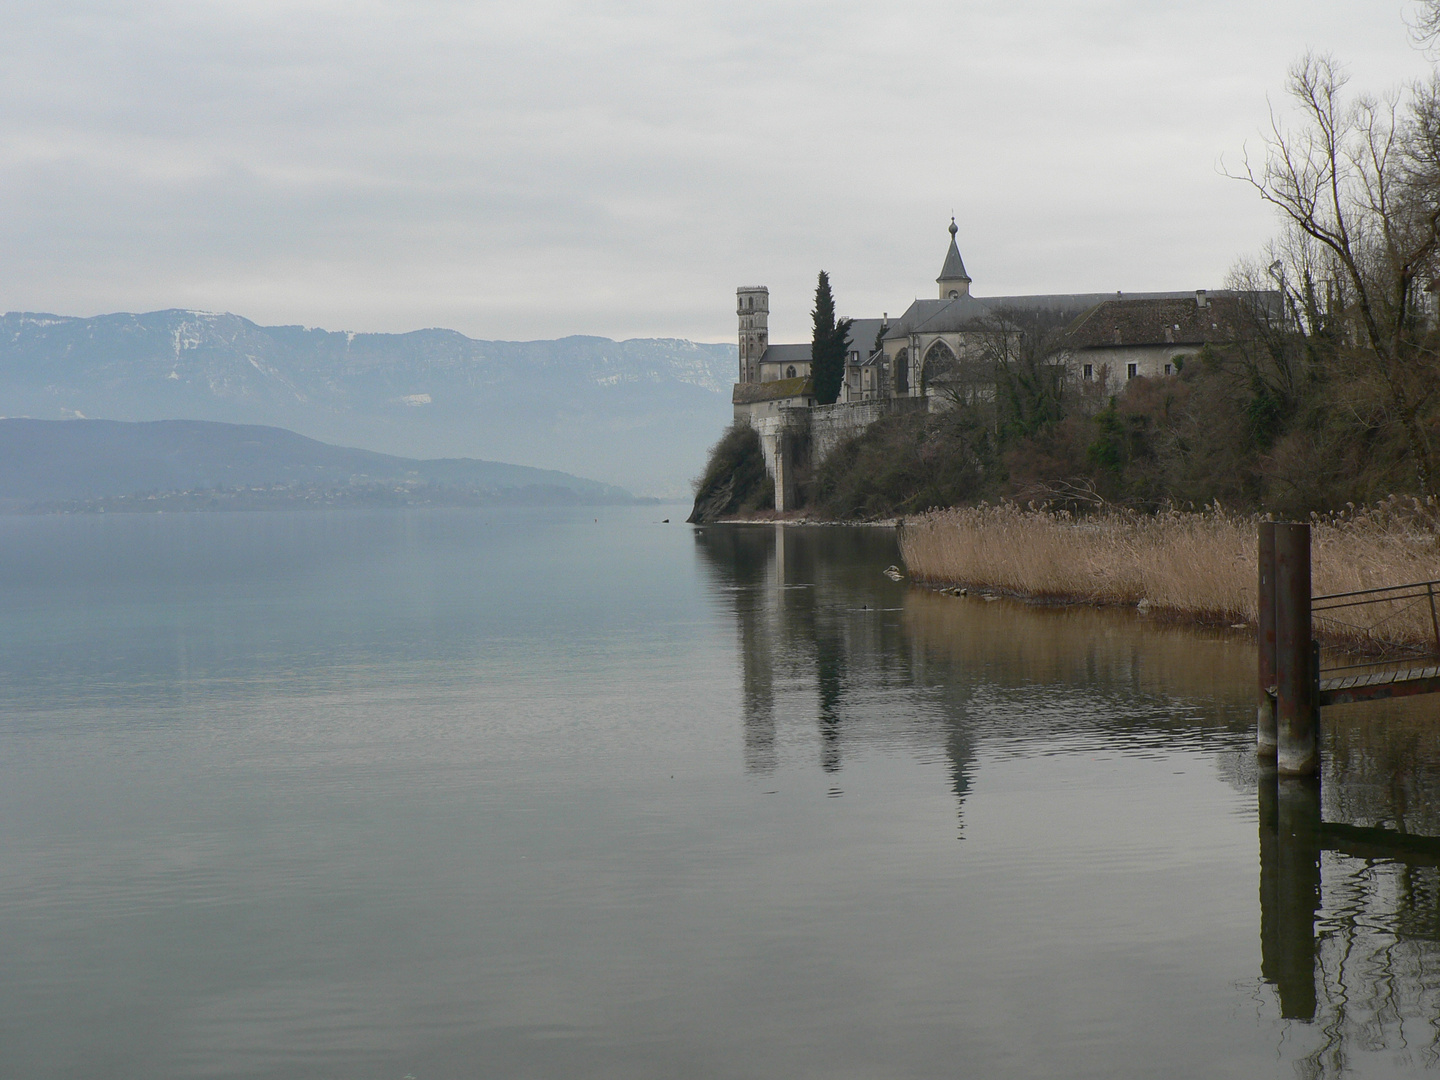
[923,340,957,392]
[747,296,754,309]
[786,365,797,378]
[948,290,959,299]
[894,348,909,394]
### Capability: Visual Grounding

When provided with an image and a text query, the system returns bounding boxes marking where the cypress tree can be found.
[810,271,852,406]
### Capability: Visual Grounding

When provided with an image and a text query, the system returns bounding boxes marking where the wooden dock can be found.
[1257,520,1440,772]
[1318,664,1440,706]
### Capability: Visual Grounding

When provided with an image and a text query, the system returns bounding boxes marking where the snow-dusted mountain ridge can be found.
[0,310,737,497]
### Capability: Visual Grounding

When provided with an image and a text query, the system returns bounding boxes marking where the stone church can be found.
[735,219,1252,419]
[731,219,1259,509]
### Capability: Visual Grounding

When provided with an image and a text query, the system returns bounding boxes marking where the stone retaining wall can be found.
[742,397,926,511]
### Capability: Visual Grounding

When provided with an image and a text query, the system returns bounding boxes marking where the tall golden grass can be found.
[899,498,1440,652]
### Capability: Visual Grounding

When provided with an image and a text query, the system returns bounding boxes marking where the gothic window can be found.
[786,365,796,378]
[747,296,754,309]
[923,340,958,391]
[894,348,909,394]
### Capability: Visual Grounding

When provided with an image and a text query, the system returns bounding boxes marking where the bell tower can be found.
[936,218,972,300]
[736,286,769,384]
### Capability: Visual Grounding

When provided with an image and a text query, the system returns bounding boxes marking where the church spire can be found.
[936,217,971,299]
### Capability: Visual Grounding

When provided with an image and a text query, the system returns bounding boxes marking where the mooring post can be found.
[1274,522,1318,776]
[1257,520,1277,758]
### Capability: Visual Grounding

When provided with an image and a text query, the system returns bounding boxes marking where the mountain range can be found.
[0,310,738,497]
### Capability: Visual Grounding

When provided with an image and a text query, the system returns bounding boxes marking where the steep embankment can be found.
[686,423,773,522]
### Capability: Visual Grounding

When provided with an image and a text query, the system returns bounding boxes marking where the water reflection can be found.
[1260,743,1440,1073]
[697,523,1440,1077]
[694,523,937,780]
[693,523,1254,793]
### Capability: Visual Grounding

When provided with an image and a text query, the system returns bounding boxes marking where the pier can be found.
[1257,520,1440,774]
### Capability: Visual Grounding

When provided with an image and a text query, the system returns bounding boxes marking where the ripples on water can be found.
[1,508,1438,1077]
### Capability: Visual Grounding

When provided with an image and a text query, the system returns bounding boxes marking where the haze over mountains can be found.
[0,310,738,497]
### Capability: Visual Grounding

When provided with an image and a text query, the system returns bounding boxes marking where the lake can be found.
[1,506,1438,1078]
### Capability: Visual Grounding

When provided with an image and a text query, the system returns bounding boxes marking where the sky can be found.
[1,0,1435,344]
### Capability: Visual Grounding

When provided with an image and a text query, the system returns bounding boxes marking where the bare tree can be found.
[1229,53,1440,494]
[1412,0,1440,50]
[971,307,1073,441]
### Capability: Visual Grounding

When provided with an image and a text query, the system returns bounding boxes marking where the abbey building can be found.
[735,219,1252,417]
[732,219,1259,509]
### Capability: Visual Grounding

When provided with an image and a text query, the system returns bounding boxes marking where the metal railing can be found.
[1311,579,1440,675]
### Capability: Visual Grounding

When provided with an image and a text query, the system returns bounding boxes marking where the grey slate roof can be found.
[882,296,1001,340]
[880,290,1277,344]
[937,236,970,284]
[844,318,886,361]
[758,342,812,365]
[760,318,888,366]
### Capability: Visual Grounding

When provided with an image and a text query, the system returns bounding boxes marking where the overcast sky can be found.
[0,1,1434,343]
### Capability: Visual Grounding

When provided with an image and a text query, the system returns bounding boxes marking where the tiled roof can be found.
[733,377,813,404]
[1056,296,1252,349]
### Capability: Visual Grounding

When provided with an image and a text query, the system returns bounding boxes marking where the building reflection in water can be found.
[692,523,943,781]
[695,523,1440,1072]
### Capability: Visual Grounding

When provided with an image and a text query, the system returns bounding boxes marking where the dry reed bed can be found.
[899,499,1440,653]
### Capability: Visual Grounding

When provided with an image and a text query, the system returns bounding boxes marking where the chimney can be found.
[1196,289,1208,308]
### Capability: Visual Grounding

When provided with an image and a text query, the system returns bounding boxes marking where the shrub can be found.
[687,422,773,522]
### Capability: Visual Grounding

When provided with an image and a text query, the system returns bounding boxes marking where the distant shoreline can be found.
[2,485,660,515]
[702,518,892,529]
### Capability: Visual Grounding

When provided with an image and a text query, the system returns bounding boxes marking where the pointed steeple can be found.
[936,217,971,299]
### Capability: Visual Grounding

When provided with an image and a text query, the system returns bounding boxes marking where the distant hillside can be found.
[0,418,634,505]
[0,311,737,497]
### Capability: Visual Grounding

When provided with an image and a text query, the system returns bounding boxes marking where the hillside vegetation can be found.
[697,42,1440,524]
[694,317,1440,521]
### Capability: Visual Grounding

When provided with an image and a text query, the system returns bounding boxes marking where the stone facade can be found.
[1048,292,1253,394]
[743,398,927,512]
[736,286,769,385]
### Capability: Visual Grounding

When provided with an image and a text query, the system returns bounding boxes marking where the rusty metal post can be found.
[1257,521,1277,758]
[1427,581,1440,661]
[1275,522,1318,776]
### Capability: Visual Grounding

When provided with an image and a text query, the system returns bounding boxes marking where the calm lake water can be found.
[2,506,1439,1078]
